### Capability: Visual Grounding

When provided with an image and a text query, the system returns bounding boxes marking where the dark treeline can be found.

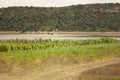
[0,3,120,32]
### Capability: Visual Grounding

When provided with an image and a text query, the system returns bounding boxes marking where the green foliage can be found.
[0,3,120,31]
[0,42,120,64]
[0,38,118,52]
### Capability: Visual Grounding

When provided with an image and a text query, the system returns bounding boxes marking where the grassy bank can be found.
[0,38,120,66]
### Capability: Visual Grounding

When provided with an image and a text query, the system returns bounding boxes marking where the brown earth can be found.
[0,58,120,80]
[79,62,120,80]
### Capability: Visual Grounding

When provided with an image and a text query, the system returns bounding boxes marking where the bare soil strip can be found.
[0,58,120,80]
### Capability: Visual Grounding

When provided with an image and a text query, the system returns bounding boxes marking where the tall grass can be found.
[0,38,118,52]
[0,38,119,64]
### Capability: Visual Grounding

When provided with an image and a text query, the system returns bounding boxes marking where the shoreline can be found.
[0,31,120,37]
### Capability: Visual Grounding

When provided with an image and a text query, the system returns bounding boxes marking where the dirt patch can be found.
[79,63,120,80]
[0,58,120,80]
[0,60,12,73]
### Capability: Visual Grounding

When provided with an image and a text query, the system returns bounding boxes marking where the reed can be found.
[0,38,118,52]
[0,38,119,64]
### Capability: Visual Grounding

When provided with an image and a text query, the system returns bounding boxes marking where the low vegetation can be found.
[0,38,120,65]
[0,38,117,52]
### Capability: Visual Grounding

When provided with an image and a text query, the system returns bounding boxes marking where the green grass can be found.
[0,42,120,65]
[0,38,117,52]
[0,38,120,65]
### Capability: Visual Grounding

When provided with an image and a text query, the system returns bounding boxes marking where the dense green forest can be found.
[0,3,120,32]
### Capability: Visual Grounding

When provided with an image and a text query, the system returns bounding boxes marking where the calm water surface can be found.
[0,34,120,40]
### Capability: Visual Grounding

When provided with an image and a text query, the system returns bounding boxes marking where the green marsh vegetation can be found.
[0,38,120,66]
[0,38,118,52]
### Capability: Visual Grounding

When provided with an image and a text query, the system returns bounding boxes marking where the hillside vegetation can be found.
[0,3,120,31]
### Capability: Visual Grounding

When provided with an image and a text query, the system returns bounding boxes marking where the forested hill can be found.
[0,3,120,32]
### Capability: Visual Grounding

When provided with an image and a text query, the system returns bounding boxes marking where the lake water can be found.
[0,34,120,41]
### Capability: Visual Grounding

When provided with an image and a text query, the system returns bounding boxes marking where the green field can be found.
[0,38,120,65]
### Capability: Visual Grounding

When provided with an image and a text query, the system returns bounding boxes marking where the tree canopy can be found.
[0,3,120,31]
